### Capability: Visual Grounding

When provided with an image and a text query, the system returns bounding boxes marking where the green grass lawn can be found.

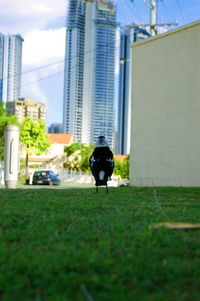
[0,186,200,301]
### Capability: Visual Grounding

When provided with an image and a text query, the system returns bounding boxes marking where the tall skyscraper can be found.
[63,0,116,148]
[82,0,116,148]
[117,26,150,154]
[0,33,23,105]
[63,0,85,142]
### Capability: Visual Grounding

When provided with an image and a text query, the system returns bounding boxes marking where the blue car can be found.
[32,170,60,186]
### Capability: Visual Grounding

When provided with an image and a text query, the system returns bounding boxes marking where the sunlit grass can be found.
[0,186,200,300]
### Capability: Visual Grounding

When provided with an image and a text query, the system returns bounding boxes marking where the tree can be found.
[64,142,129,179]
[114,156,129,179]
[64,142,130,178]
[79,144,95,172]
[20,117,50,181]
[0,104,18,161]
[64,143,94,172]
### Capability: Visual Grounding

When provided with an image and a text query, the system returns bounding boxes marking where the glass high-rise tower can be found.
[0,33,23,105]
[63,0,116,148]
[117,26,150,154]
[63,0,85,142]
[82,0,116,148]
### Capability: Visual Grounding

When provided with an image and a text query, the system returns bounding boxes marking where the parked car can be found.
[107,178,129,187]
[32,170,60,186]
[118,179,129,186]
[107,178,118,187]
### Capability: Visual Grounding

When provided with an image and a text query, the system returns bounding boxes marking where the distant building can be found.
[48,123,63,133]
[63,0,116,148]
[117,25,150,155]
[7,97,46,123]
[20,133,73,171]
[82,0,116,148]
[63,0,85,142]
[48,133,73,145]
[0,33,23,105]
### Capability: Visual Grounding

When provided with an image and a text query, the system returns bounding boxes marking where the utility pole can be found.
[149,0,178,36]
[150,0,157,36]
[128,0,178,36]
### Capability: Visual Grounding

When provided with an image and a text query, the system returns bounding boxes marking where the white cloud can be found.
[0,0,68,126]
[22,74,47,104]
[1,0,199,127]
[21,61,64,125]
[19,26,66,125]
[0,0,66,34]
[22,28,65,66]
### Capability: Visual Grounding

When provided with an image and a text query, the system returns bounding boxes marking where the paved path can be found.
[1,184,94,189]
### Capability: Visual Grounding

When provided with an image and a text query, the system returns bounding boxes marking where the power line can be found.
[21,30,142,88]
[132,0,147,24]
[4,0,181,88]
[128,0,178,35]
[20,1,146,82]
[123,0,141,24]
[22,59,64,75]
[22,70,64,87]
[5,18,119,83]
[3,0,179,84]
[160,0,178,24]
[116,1,130,24]
[5,34,116,83]
[175,0,185,24]
[22,44,119,87]
[1,59,64,83]
[159,0,173,24]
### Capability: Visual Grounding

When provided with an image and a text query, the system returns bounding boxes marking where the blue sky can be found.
[0,0,199,126]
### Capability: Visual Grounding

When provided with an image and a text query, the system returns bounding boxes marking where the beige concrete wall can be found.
[130,21,200,186]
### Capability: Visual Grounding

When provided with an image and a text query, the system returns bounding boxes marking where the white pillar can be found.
[4,125,19,188]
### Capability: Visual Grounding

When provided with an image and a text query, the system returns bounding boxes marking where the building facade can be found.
[82,0,116,148]
[117,26,150,155]
[63,0,85,142]
[7,97,46,123]
[130,21,200,186]
[0,33,23,105]
[63,0,116,148]
[48,123,63,133]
